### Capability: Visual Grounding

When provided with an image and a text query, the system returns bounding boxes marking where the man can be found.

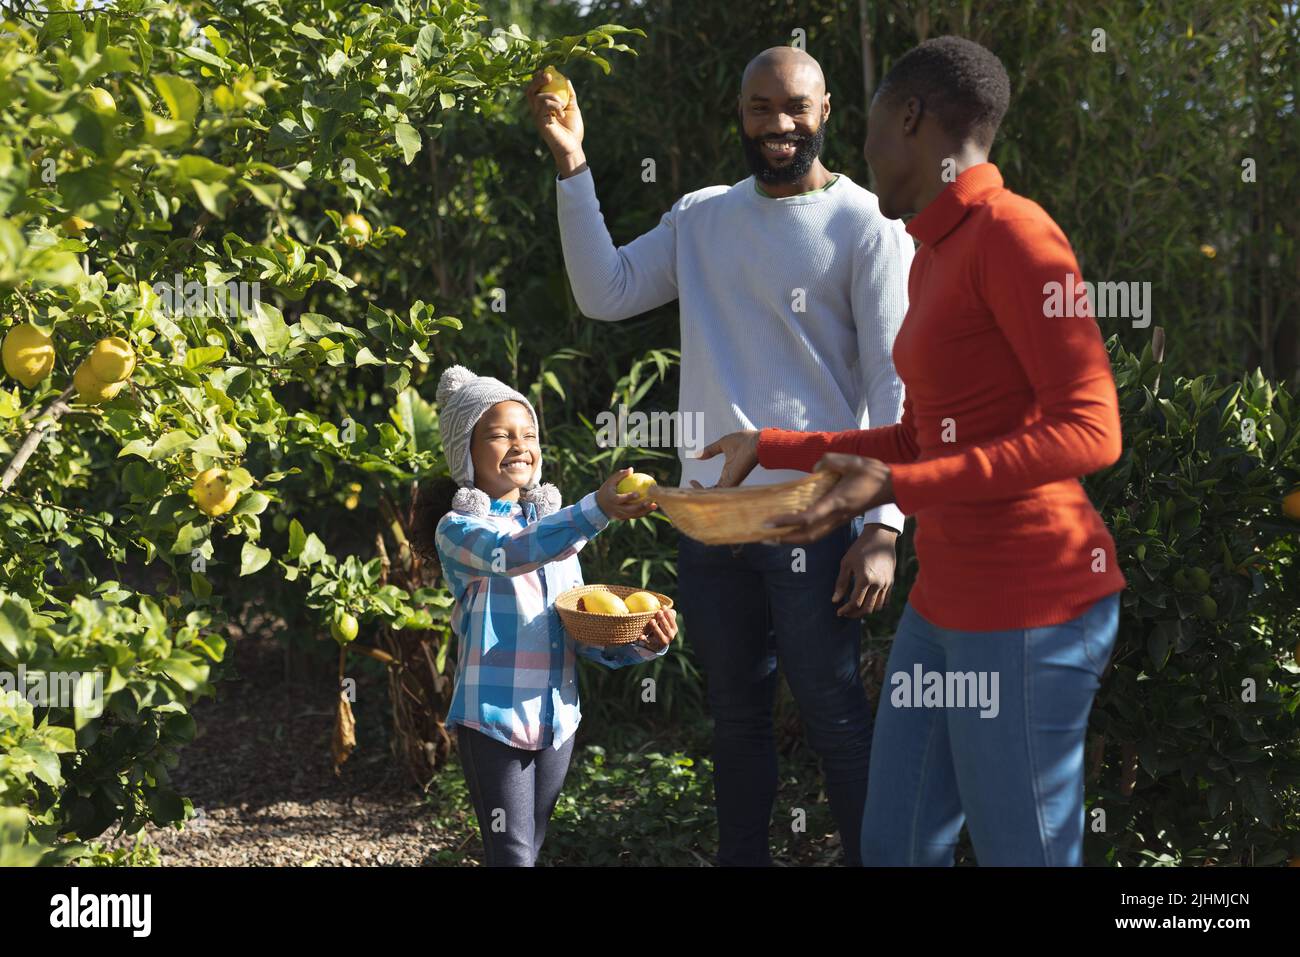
[526,46,913,866]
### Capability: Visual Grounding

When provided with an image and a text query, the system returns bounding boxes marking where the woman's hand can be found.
[697,429,761,487]
[596,468,658,521]
[765,453,895,543]
[639,607,677,651]
[833,525,898,618]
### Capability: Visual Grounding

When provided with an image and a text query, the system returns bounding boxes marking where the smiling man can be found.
[527,46,913,866]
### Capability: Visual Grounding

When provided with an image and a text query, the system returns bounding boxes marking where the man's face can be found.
[738,63,829,183]
[864,91,912,219]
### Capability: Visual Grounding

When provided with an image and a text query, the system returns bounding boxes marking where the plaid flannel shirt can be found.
[435,491,666,751]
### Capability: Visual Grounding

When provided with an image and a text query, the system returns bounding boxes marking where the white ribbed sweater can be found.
[555,167,913,531]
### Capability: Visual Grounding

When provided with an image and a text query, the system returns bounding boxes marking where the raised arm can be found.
[527,66,678,321]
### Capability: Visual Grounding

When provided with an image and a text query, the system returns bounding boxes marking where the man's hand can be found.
[765,453,895,544]
[526,67,586,177]
[832,524,897,618]
[697,429,761,487]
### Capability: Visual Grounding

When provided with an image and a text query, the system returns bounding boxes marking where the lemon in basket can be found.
[624,591,661,613]
[578,591,629,615]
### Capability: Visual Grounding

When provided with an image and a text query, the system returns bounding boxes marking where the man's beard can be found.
[740,124,827,184]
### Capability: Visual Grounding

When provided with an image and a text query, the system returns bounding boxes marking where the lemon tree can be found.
[0,0,641,862]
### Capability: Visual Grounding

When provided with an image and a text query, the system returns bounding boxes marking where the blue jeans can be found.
[677,516,872,866]
[861,593,1120,866]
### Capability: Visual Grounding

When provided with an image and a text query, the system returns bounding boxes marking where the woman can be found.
[700,36,1126,866]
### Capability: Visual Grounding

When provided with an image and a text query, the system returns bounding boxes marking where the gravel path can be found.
[117,624,463,866]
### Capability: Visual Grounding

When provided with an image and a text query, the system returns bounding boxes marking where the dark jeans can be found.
[456,724,576,867]
[677,517,873,866]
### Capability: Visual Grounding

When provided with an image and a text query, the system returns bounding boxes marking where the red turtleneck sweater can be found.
[758,164,1126,629]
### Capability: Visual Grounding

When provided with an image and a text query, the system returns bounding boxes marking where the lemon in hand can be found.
[624,591,661,613]
[73,359,125,403]
[539,65,570,109]
[579,591,629,615]
[3,323,55,388]
[193,467,239,517]
[616,472,657,501]
[88,336,136,383]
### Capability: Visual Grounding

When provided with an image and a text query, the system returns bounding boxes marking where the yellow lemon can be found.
[85,86,116,113]
[3,323,55,388]
[60,215,94,237]
[1199,243,1216,259]
[73,359,124,403]
[617,472,657,501]
[579,590,629,615]
[344,481,361,510]
[539,65,570,108]
[88,336,135,383]
[1283,489,1300,521]
[193,467,239,517]
[342,212,372,247]
[624,591,661,613]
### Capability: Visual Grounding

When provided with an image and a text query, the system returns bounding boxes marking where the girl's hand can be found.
[697,430,761,487]
[596,468,658,521]
[640,607,677,651]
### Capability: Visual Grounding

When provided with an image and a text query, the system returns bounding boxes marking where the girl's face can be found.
[470,400,540,501]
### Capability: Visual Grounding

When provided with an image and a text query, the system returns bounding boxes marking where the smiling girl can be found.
[432,365,677,866]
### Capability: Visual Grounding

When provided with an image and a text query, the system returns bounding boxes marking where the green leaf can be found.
[248,301,290,356]
[240,541,271,576]
[152,74,201,123]
[394,122,421,164]
[150,430,193,460]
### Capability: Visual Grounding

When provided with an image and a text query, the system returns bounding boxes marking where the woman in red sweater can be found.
[701,37,1125,866]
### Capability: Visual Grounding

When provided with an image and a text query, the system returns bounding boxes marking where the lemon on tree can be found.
[60,215,94,237]
[1283,488,1300,520]
[331,611,359,643]
[84,86,116,113]
[73,359,124,403]
[2,323,55,387]
[88,336,136,382]
[342,213,371,248]
[193,467,239,517]
[617,471,657,501]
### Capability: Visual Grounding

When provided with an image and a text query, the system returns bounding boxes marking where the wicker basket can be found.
[650,470,840,545]
[556,584,674,646]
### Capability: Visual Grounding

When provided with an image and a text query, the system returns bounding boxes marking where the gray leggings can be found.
[455,724,576,866]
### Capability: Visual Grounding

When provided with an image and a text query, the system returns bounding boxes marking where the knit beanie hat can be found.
[436,365,561,519]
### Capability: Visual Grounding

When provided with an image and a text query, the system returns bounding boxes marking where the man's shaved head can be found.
[741,46,826,97]
[737,46,831,187]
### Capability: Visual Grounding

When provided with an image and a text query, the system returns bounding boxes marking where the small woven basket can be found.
[651,470,840,545]
[556,584,674,646]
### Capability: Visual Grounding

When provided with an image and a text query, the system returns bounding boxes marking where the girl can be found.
[702,37,1125,866]
[432,364,677,866]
